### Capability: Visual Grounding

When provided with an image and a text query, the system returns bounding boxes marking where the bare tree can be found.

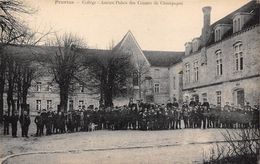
[82,47,133,108]
[133,59,150,100]
[42,33,86,112]
[0,0,34,122]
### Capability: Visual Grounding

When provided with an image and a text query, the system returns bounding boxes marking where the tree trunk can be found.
[59,85,69,112]
[0,55,6,123]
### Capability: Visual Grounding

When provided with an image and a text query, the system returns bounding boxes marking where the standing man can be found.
[10,111,19,137]
[19,110,31,138]
[3,111,10,135]
[34,111,43,136]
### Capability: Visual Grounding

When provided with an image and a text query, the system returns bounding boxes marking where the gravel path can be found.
[0,129,232,164]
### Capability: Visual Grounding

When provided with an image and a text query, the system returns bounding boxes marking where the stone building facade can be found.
[180,1,260,107]
[2,1,259,113]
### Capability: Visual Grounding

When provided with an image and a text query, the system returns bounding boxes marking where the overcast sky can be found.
[23,0,250,51]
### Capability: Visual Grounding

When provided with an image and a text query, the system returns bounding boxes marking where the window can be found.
[215,28,221,41]
[185,63,190,84]
[216,91,221,107]
[47,82,52,92]
[234,42,243,71]
[233,17,242,33]
[154,69,160,78]
[173,76,176,90]
[193,61,199,82]
[47,100,52,110]
[79,100,84,109]
[80,84,84,93]
[36,82,41,92]
[154,83,160,93]
[202,93,207,102]
[133,72,139,86]
[216,50,223,76]
[69,100,73,111]
[237,18,241,31]
[234,20,237,32]
[36,100,41,110]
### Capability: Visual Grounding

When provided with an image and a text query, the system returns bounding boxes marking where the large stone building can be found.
[176,0,260,107]
[3,1,260,113]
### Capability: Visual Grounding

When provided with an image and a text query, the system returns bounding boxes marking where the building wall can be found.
[182,25,260,106]
[169,62,183,103]
[151,66,170,104]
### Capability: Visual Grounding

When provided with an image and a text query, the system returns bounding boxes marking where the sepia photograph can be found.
[0,0,259,163]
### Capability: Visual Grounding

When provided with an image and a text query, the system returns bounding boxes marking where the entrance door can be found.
[237,89,245,107]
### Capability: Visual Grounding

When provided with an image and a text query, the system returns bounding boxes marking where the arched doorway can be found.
[232,88,245,107]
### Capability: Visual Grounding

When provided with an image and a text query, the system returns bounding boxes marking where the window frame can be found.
[36,100,41,111]
[234,42,243,71]
[216,50,223,76]
[154,83,160,94]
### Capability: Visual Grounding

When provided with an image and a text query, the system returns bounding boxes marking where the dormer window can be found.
[215,28,221,41]
[214,24,232,42]
[192,38,200,52]
[233,12,253,33]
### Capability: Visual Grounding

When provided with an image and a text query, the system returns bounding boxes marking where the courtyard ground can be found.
[0,127,232,164]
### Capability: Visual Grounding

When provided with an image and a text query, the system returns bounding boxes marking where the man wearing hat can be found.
[3,111,10,135]
[10,111,19,137]
[19,110,31,138]
[35,111,43,136]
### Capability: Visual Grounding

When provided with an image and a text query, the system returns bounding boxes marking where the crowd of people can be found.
[2,99,259,138]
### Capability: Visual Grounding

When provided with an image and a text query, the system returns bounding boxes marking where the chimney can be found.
[202,6,211,46]
[200,6,211,65]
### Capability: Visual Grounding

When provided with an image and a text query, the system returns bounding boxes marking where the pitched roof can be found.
[206,0,259,46]
[114,31,184,67]
[143,50,184,67]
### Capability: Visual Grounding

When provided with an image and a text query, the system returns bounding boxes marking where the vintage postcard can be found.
[0,0,259,163]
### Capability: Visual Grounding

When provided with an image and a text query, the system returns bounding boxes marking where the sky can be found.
[23,0,250,51]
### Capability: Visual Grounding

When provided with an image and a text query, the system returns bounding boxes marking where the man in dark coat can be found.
[34,111,43,136]
[3,111,10,135]
[19,110,31,138]
[10,111,19,137]
[41,109,48,135]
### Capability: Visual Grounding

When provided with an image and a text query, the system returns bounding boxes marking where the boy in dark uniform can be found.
[10,111,19,137]
[3,111,10,135]
[19,110,31,138]
[34,111,43,136]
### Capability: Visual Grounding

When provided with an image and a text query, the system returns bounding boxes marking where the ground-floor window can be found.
[36,100,41,110]
[47,100,52,110]
[154,83,160,93]
[78,100,84,109]
[216,91,221,107]
[69,100,73,111]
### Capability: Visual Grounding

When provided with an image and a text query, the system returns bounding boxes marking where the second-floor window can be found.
[185,63,190,84]
[80,84,84,93]
[47,82,52,92]
[36,82,41,92]
[154,83,160,93]
[234,42,243,71]
[193,61,199,82]
[216,50,223,76]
